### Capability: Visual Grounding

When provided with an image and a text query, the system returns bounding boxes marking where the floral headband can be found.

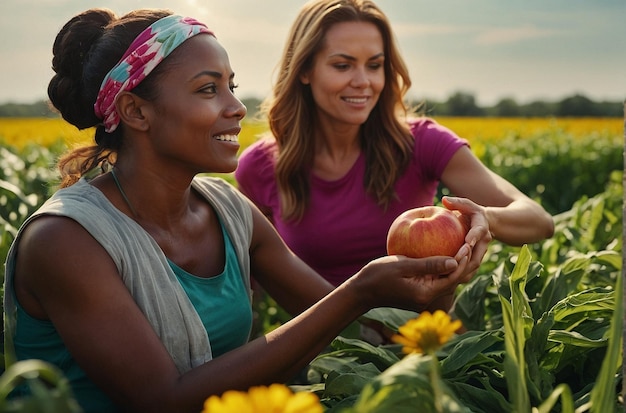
[94,14,214,133]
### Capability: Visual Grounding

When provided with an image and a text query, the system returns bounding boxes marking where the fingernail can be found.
[459,244,470,256]
[445,259,457,270]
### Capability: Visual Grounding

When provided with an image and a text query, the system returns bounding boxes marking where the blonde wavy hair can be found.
[262,0,415,221]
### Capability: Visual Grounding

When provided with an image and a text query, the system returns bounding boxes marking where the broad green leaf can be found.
[536,268,585,316]
[560,250,621,275]
[593,250,621,271]
[550,289,614,323]
[547,330,607,348]
[448,381,512,413]
[348,355,436,413]
[348,354,471,413]
[323,337,399,370]
[309,355,361,378]
[360,308,418,332]
[454,274,493,330]
[440,331,503,374]
[580,196,605,246]
[589,265,622,413]
[323,363,382,398]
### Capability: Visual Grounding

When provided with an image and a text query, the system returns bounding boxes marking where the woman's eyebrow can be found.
[192,70,223,80]
[329,52,384,61]
[192,70,236,80]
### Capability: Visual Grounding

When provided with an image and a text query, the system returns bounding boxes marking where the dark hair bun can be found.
[48,9,116,129]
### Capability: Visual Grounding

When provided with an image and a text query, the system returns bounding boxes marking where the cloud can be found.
[394,22,564,46]
[393,23,467,37]
[473,24,564,45]
[183,0,211,18]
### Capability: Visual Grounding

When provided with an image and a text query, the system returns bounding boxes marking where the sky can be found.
[0,0,624,106]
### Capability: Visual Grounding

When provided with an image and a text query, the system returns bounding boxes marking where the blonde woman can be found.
[236,0,554,301]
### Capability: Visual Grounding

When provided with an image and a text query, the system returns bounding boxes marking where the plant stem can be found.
[430,353,443,413]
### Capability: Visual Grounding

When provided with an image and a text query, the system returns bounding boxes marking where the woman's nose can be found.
[227,96,247,120]
[350,67,370,88]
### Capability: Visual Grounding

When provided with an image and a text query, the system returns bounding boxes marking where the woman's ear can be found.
[115,92,151,132]
[299,70,311,85]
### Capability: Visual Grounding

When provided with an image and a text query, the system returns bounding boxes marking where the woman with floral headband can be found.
[235,0,554,303]
[2,8,487,412]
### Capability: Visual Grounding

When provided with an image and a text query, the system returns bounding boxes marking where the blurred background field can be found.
[0,115,622,229]
[0,117,267,151]
[1,116,621,209]
[0,116,622,152]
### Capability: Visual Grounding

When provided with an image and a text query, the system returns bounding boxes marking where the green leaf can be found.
[0,360,82,412]
[589,265,623,412]
[448,381,512,413]
[347,354,472,413]
[536,266,585,317]
[453,274,493,330]
[309,355,361,378]
[534,383,575,413]
[550,288,614,323]
[547,330,607,347]
[323,363,382,398]
[440,331,503,375]
[319,337,400,371]
[348,355,435,413]
[360,307,418,332]
[499,245,532,413]
[593,250,621,271]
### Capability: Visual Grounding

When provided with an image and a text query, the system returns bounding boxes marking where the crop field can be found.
[0,116,622,153]
[0,117,267,151]
[0,116,623,411]
[428,117,622,158]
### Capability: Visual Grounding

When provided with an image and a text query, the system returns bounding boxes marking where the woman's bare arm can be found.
[441,146,554,245]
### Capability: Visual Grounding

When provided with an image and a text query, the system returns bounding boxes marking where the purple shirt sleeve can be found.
[235,138,280,220]
[410,117,470,181]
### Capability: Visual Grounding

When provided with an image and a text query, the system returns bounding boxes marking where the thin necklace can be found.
[110,168,138,218]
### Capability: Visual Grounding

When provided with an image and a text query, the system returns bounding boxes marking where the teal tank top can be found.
[168,219,253,357]
[11,220,252,412]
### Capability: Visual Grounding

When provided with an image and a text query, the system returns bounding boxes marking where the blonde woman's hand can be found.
[442,196,492,283]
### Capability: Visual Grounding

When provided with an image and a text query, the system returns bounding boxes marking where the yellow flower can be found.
[202,383,323,413]
[391,310,462,355]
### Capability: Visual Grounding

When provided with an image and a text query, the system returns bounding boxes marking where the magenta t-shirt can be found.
[235,118,469,286]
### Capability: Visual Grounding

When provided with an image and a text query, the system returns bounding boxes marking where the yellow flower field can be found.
[0,116,622,154]
[433,116,622,140]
